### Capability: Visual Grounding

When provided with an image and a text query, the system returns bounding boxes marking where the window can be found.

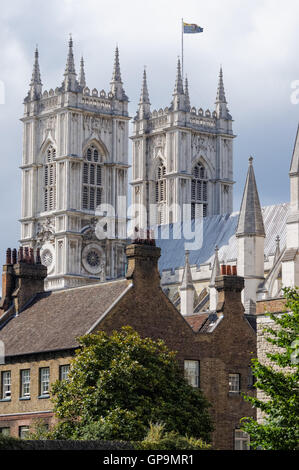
[229,373,240,393]
[19,426,29,439]
[234,430,250,450]
[82,145,103,210]
[184,360,200,387]
[0,427,10,436]
[155,162,166,225]
[39,367,50,396]
[1,371,11,399]
[59,364,70,381]
[247,367,255,388]
[191,163,208,218]
[20,370,30,398]
[44,145,56,212]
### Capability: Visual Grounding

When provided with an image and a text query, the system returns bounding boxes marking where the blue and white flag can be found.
[183,22,204,34]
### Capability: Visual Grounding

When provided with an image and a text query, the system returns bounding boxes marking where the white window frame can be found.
[234,429,250,450]
[184,360,200,388]
[60,364,70,381]
[20,369,30,398]
[19,426,30,439]
[40,367,50,396]
[229,373,240,393]
[1,370,11,399]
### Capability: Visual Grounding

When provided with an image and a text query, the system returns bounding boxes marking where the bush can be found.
[135,422,211,450]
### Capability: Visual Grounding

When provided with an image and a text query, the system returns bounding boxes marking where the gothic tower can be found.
[131,61,235,228]
[20,39,130,290]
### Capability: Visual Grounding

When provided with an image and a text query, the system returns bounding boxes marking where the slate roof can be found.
[155,203,289,272]
[0,279,131,357]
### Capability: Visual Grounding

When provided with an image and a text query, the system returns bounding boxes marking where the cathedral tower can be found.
[20,39,130,290]
[131,61,235,228]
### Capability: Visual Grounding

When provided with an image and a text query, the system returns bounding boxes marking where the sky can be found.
[0,0,298,266]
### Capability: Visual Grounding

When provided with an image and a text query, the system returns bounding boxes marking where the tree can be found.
[50,327,213,442]
[241,287,299,450]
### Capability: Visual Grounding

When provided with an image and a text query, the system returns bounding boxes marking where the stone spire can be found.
[172,57,185,111]
[209,246,220,311]
[29,46,42,100]
[184,76,190,111]
[236,157,265,313]
[63,34,78,91]
[236,157,265,238]
[110,45,126,100]
[138,67,151,119]
[179,251,195,316]
[79,56,86,88]
[215,66,228,118]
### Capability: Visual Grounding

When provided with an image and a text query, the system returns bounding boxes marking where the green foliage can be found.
[0,434,24,450]
[135,422,211,450]
[241,287,299,450]
[50,327,213,442]
[25,419,51,440]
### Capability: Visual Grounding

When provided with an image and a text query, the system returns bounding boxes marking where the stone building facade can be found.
[20,39,129,291]
[0,240,256,450]
[131,62,234,228]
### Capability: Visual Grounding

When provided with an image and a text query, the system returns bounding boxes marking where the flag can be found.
[183,22,203,34]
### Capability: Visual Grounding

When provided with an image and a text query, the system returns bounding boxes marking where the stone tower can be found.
[131,61,235,228]
[236,157,265,313]
[20,39,130,291]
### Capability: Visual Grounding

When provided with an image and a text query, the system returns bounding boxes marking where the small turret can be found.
[172,57,185,111]
[110,46,127,101]
[79,56,86,88]
[215,66,228,119]
[28,47,42,100]
[63,34,78,92]
[138,67,151,119]
[179,251,195,316]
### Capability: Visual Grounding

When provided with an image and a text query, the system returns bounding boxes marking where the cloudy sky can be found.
[0,0,298,264]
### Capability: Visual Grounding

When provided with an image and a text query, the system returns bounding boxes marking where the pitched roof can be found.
[155,203,288,272]
[0,279,131,357]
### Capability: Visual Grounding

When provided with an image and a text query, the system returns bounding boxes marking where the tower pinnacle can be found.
[63,34,78,91]
[79,56,86,88]
[110,46,126,101]
[215,66,228,118]
[138,67,150,119]
[29,46,42,100]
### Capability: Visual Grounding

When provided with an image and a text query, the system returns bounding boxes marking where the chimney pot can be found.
[232,265,237,275]
[226,265,231,275]
[221,265,227,275]
[6,248,12,265]
[12,248,17,265]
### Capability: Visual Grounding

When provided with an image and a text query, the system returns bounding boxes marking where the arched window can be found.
[155,162,166,225]
[44,145,56,211]
[82,145,103,210]
[191,163,208,218]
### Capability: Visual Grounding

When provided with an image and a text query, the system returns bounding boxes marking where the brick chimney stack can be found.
[215,265,244,312]
[125,229,161,287]
[0,247,47,316]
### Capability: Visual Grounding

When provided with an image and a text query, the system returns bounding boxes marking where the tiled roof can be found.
[0,279,131,357]
[184,313,209,332]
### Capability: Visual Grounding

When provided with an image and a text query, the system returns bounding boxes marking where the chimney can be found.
[215,265,244,312]
[0,247,47,315]
[126,230,161,288]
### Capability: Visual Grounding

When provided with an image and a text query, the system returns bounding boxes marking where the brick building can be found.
[0,239,256,450]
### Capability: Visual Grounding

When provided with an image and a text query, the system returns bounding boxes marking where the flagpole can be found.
[181,18,184,78]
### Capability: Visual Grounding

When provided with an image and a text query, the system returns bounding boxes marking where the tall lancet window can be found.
[82,144,103,211]
[155,162,166,224]
[44,145,56,211]
[191,163,208,218]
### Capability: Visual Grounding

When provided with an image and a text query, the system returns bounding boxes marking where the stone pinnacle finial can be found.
[236,157,265,238]
[139,67,150,105]
[63,34,78,91]
[210,245,221,286]
[111,45,122,83]
[180,250,194,291]
[184,76,190,110]
[174,57,184,95]
[79,56,86,88]
[216,65,226,103]
[29,46,42,99]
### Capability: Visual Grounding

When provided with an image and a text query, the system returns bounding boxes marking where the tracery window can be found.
[191,163,208,218]
[44,145,56,211]
[155,162,166,225]
[82,145,103,211]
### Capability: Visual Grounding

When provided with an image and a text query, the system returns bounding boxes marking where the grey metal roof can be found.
[155,203,289,272]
